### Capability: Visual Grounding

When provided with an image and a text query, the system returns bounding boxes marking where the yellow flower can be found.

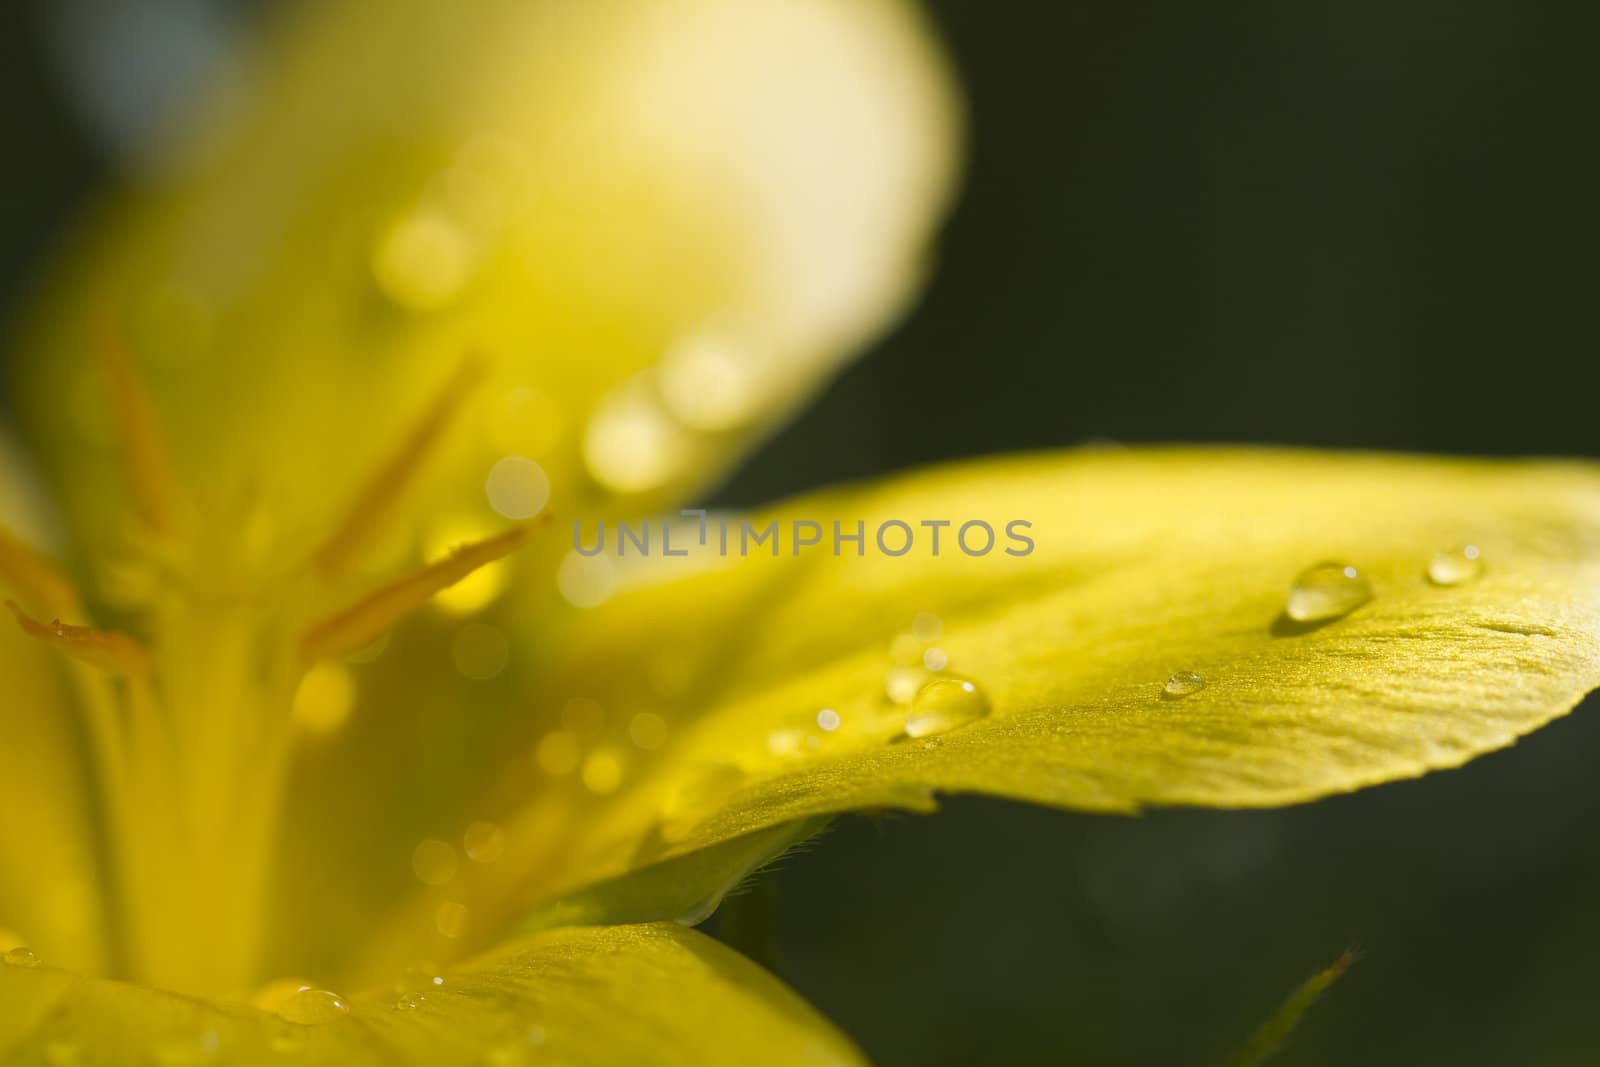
[1,1,1598,1063]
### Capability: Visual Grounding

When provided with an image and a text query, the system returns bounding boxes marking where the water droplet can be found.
[816,708,842,732]
[911,612,943,642]
[1427,544,1483,586]
[628,711,669,750]
[485,456,551,520]
[884,665,929,705]
[905,677,991,739]
[371,211,477,311]
[535,730,581,776]
[1162,671,1206,698]
[394,993,426,1011]
[275,989,350,1025]
[411,839,459,886]
[452,622,510,681]
[921,647,948,672]
[580,749,626,795]
[582,379,693,493]
[1285,561,1373,623]
[463,821,505,864]
[291,663,355,735]
[435,900,470,939]
[661,764,745,842]
[4,946,38,967]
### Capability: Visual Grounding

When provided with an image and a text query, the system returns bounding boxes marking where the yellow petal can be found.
[0,924,864,1066]
[12,0,960,578]
[0,432,107,974]
[372,449,1600,963]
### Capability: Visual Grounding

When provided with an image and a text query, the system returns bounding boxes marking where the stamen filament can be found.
[0,525,82,619]
[301,521,538,662]
[99,322,180,535]
[312,353,486,579]
[7,600,154,677]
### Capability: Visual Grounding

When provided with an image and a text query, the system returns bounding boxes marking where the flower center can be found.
[1,343,532,995]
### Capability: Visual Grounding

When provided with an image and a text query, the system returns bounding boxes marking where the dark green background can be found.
[4,2,1599,1063]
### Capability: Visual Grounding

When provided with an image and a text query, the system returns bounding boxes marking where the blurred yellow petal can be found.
[11,0,960,583]
[0,431,106,975]
[0,923,864,1066]
[368,449,1599,965]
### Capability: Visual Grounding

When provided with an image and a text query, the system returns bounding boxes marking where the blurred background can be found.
[3,2,1598,1063]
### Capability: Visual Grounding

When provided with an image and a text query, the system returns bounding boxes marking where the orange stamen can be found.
[0,526,81,619]
[7,600,153,677]
[300,520,541,663]
[312,353,486,579]
[99,320,179,535]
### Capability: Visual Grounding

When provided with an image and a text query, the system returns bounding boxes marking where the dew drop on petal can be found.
[435,900,470,939]
[4,946,38,967]
[484,456,551,520]
[1427,544,1483,586]
[885,665,929,705]
[815,708,841,732]
[1285,561,1373,623]
[275,989,350,1025]
[463,821,505,864]
[905,677,991,739]
[411,839,459,886]
[921,646,948,672]
[1162,671,1206,698]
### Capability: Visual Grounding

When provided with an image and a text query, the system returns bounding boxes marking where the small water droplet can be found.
[921,647,948,672]
[884,665,929,705]
[485,456,551,520]
[1285,561,1373,623]
[1162,671,1206,698]
[394,993,426,1011]
[658,328,764,431]
[411,839,459,886]
[1427,544,1483,586]
[905,677,991,739]
[815,708,841,732]
[4,946,38,967]
[557,550,617,608]
[463,821,506,864]
[275,989,350,1025]
[435,900,470,939]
